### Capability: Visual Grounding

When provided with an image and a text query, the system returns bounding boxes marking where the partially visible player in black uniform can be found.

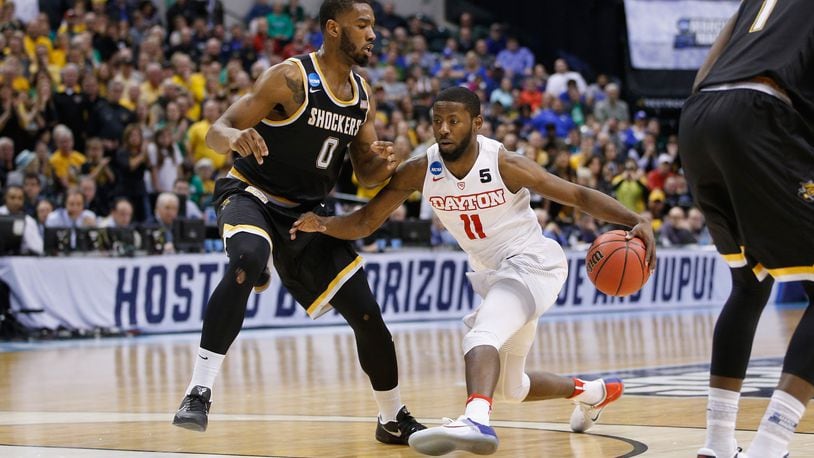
[171,0,425,445]
[679,1,814,457]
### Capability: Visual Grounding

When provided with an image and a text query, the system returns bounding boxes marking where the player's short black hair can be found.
[433,86,481,117]
[319,0,371,32]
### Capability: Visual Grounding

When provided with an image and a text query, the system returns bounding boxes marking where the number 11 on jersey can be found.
[460,214,487,240]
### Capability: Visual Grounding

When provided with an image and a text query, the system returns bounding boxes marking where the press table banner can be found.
[625,0,740,70]
[0,248,730,333]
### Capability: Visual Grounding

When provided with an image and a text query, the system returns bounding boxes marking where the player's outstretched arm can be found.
[347,86,406,187]
[499,149,656,268]
[206,61,304,165]
[290,156,427,240]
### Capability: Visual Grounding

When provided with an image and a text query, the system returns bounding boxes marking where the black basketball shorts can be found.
[213,176,364,317]
[679,89,814,282]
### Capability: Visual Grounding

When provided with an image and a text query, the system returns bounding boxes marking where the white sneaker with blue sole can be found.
[408,416,498,456]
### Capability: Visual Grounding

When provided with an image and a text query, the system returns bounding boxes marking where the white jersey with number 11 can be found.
[422,135,563,272]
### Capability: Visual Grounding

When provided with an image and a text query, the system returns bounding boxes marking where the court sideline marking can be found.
[0,410,649,456]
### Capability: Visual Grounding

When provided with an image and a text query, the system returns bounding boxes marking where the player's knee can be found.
[493,372,530,404]
[361,310,391,337]
[731,267,773,295]
[462,328,501,355]
[347,305,392,342]
[226,234,270,283]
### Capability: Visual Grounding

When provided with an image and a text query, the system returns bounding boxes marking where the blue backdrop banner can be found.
[0,248,731,333]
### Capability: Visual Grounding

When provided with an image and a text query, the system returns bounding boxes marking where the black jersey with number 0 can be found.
[699,0,814,130]
[233,53,370,206]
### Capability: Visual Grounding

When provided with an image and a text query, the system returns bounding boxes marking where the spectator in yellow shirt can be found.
[49,124,86,191]
[171,52,206,119]
[611,159,649,213]
[49,32,70,68]
[186,99,225,170]
[56,8,87,37]
[23,19,52,60]
[140,62,164,106]
[2,56,30,93]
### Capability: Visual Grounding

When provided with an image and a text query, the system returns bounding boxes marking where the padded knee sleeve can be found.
[225,233,269,284]
[462,328,502,354]
[494,371,530,404]
[492,321,536,404]
[201,233,271,354]
[462,280,535,355]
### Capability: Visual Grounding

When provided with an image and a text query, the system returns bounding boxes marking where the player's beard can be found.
[339,29,370,66]
[439,130,473,162]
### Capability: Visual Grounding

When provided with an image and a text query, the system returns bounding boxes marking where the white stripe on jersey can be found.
[423,135,558,271]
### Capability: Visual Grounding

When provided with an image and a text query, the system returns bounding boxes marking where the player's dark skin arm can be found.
[692,11,740,94]
[498,148,657,268]
[290,155,427,239]
[205,61,306,164]
[292,146,656,269]
[348,84,405,187]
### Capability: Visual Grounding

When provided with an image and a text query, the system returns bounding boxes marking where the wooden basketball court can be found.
[0,305,811,457]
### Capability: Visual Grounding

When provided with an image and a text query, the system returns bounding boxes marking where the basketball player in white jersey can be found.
[290,87,656,455]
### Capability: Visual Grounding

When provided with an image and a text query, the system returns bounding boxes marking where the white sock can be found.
[704,387,741,457]
[747,390,805,458]
[570,378,605,405]
[373,386,403,423]
[464,394,492,426]
[185,348,225,399]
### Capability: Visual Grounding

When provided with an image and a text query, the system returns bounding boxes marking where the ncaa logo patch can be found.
[430,161,443,175]
[307,72,321,87]
[798,180,814,203]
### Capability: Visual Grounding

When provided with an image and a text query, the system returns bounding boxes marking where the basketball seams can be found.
[590,237,630,251]
[614,242,630,296]
[589,245,628,289]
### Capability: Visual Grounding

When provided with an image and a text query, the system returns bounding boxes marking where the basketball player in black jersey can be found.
[171,0,425,445]
[679,1,814,457]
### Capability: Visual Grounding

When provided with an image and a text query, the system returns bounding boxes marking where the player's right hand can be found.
[229,128,268,165]
[628,221,657,273]
[289,212,327,240]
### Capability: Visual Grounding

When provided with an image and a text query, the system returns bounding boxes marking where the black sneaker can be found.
[172,385,212,432]
[375,405,426,445]
[253,267,271,293]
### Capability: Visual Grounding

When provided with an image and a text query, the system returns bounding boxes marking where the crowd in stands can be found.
[0,0,711,256]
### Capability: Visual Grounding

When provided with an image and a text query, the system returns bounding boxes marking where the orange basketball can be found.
[585,230,650,297]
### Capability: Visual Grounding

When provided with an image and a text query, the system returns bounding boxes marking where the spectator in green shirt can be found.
[267,1,294,44]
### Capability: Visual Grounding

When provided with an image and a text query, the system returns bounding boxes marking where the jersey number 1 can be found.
[460,214,486,240]
[316,137,339,169]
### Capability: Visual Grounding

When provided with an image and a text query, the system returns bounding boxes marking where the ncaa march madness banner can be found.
[625,0,740,70]
[0,248,731,334]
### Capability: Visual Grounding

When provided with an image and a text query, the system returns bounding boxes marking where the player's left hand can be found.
[290,212,326,240]
[371,140,402,172]
[627,221,657,272]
